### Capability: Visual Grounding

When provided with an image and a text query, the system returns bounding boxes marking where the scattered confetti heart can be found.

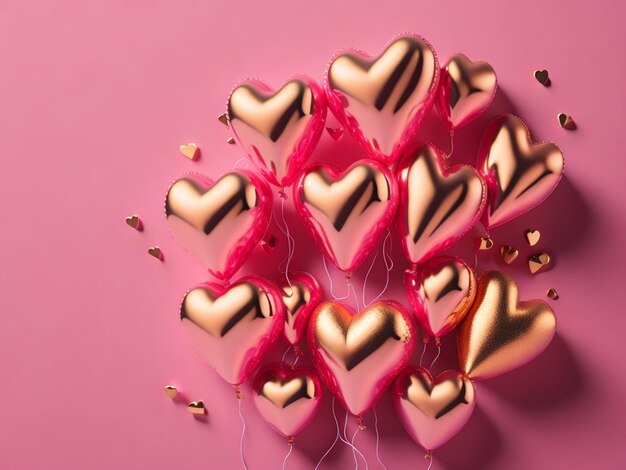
[148,246,164,261]
[179,143,199,160]
[546,288,559,300]
[164,385,178,399]
[500,245,519,264]
[217,113,229,127]
[326,127,344,141]
[529,252,551,274]
[187,401,206,415]
[524,229,540,246]
[558,113,576,130]
[125,215,143,231]
[534,69,551,86]
[479,236,494,250]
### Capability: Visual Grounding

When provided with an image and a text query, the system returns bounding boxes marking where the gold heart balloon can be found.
[308,300,416,416]
[458,270,557,380]
[437,53,497,129]
[227,77,326,187]
[325,34,439,164]
[180,277,284,385]
[293,160,398,272]
[282,272,321,346]
[396,143,486,264]
[165,171,271,280]
[393,366,475,451]
[478,114,564,229]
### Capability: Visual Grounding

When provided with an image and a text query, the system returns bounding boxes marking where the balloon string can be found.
[426,453,433,470]
[322,255,351,300]
[342,412,368,469]
[429,345,441,372]
[281,345,292,364]
[373,406,387,470]
[314,397,341,470]
[419,342,428,367]
[282,442,293,470]
[351,427,369,470]
[237,396,248,470]
[446,130,455,160]
[292,354,300,368]
[276,193,295,289]
[362,229,394,307]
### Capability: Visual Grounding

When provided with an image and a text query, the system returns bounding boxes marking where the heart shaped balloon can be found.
[252,362,323,439]
[180,276,284,385]
[393,366,475,451]
[325,34,439,165]
[478,114,564,229]
[308,300,416,416]
[293,160,398,272]
[282,272,322,346]
[458,270,557,380]
[165,171,272,281]
[404,256,476,338]
[437,53,497,130]
[227,76,327,187]
[396,143,486,265]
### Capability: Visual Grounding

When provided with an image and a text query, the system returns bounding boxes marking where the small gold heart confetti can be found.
[534,69,551,86]
[148,246,163,261]
[529,252,551,274]
[524,229,541,246]
[558,113,576,130]
[187,400,206,415]
[226,137,235,145]
[125,215,143,231]
[217,113,229,128]
[546,288,559,300]
[164,385,178,399]
[500,245,519,264]
[326,127,344,141]
[479,235,494,250]
[179,143,198,160]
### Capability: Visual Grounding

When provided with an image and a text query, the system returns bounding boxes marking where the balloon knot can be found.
[356,415,366,431]
[435,336,442,347]
[293,345,304,358]
[287,436,294,447]
[278,189,287,199]
[345,273,352,285]
[233,385,243,400]
[425,451,432,460]
[422,336,430,345]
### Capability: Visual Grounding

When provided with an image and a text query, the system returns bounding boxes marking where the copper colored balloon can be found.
[180,276,284,385]
[396,143,486,265]
[437,53,497,130]
[478,114,564,229]
[393,366,475,451]
[165,171,272,281]
[282,272,322,346]
[227,76,327,187]
[308,300,416,416]
[293,160,398,272]
[458,270,557,380]
[325,34,439,165]
[252,362,323,439]
[404,256,476,338]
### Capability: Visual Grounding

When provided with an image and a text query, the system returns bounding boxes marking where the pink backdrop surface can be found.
[1,1,625,469]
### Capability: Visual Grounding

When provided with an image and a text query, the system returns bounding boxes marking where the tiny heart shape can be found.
[164,385,178,399]
[529,252,551,274]
[478,236,494,250]
[525,229,541,246]
[148,246,163,261]
[393,366,475,451]
[227,76,326,187]
[325,126,344,141]
[325,34,439,165]
[546,288,559,300]
[458,270,557,380]
[500,245,519,264]
[293,160,398,272]
[165,171,272,280]
[125,215,143,231]
[281,272,322,346]
[396,143,486,265]
[187,401,206,414]
[179,143,198,160]
[534,69,551,86]
[308,300,416,416]
[252,362,323,439]
[558,113,576,130]
[180,276,284,385]
[478,114,564,229]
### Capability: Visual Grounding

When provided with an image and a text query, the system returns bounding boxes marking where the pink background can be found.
[1,1,625,468]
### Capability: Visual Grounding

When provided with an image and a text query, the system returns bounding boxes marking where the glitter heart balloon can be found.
[478,114,564,229]
[293,160,398,272]
[252,362,323,439]
[281,272,322,346]
[396,143,486,265]
[437,53,497,130]
[404,256,476,338]
[393,366,475,451]
[325,34,439,165]
[458,270,557,380]
[180,276,284,385]
[227,76,327,187]
[165,171,272,281]
[308,300,416,416]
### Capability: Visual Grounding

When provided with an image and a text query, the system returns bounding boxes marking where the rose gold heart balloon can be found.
[293,160,398,272]
[437,53,497,130]
[404,256,476,338]
[396,143,486,265]
[227,76,327,187]
[180,276,284,385]
[393,366,475,451]
[282,272,322,346]
[308,300,416,416]
[325,34,439,165]
[165,171,272,281]
[458,270,557,380]
[252,362,323,439]
[478,114,564,229]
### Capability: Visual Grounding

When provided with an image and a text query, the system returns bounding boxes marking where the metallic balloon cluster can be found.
[163,34,562,455]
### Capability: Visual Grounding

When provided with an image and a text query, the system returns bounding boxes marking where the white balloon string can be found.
[292,354,300,368]
[419,342,428,367]
[281,345,292,364]
[429,345,441,372]
[314,397,341,470]
[322,255,351,300]
[373,407,387,470]
[426,453,433,470]
[447,130,454,160]
[351,427,369,470]
[340,412,368,469]
[282,443,293,470]
[362,230,394,307]
[237,397,248,470]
